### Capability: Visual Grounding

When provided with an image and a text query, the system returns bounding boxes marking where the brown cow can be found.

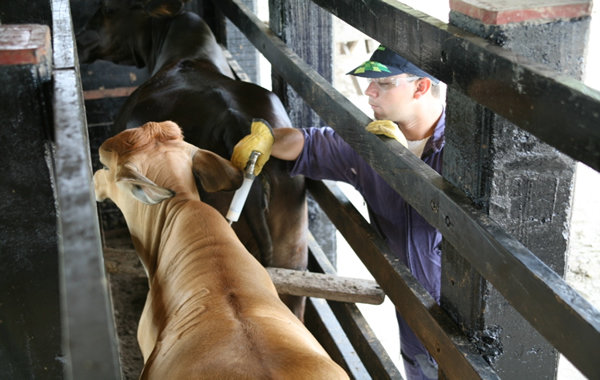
[76,0,308,319]
[93,121,348,380]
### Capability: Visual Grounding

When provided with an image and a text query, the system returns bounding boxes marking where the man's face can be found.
[364,74,419,122]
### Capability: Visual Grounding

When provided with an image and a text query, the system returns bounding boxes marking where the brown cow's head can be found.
[94,120,242,208]
[76,0,189,65]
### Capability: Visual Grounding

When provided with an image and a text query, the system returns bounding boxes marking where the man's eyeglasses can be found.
[367,76,420,91]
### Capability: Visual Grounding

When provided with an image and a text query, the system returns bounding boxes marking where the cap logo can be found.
[352,60,391,74]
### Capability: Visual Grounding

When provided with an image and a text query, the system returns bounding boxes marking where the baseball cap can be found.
[347,45,439,84]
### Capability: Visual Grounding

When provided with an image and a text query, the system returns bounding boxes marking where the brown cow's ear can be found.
[93,169,110,202]
[192,149,243,192]
[117,163,175,204]
[145,0,184,17]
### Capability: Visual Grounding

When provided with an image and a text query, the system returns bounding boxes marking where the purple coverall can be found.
[289,111,445,380]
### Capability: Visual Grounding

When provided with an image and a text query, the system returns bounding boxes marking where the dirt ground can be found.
[102,230,146,379]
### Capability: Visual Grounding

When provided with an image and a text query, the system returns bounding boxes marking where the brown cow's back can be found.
[138,201,346,380]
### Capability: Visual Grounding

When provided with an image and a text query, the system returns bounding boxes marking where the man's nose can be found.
[364,81,378,97]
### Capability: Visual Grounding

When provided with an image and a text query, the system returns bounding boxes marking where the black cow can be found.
[77,0,308,319]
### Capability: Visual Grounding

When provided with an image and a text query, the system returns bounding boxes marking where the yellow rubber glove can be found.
[231,118,274,176]
[365,120,408,148]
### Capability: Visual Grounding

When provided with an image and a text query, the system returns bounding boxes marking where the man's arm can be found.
[231,124,306,174]
[271,128,305,161]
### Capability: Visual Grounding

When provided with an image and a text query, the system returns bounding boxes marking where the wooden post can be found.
[442,0,592,377]
[268,0,338,264]
[54,0,123,377]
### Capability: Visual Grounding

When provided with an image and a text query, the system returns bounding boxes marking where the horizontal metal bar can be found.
[310,0,600,172]
[215,1,600,377]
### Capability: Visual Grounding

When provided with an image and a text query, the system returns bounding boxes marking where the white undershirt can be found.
[407,136,430,158]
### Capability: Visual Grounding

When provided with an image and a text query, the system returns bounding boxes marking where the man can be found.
[232,45,445,380]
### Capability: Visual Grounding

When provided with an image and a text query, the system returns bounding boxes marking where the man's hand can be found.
[366,120,408,148]
[231,119,274,176]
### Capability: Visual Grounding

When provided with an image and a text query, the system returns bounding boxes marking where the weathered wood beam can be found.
[310,0,600,172]
[52,0,122,378]
[308,180,498,380]
[267,267,385,305]
[221,46,251,82]
[305,298,371,378]
[214,2,600,377]
[83,87,138,100]
[307,234,403,380]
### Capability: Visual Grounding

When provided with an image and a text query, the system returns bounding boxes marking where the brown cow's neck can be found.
[133,197,249,317]
[125,199,170,276]
[127,196,238,281]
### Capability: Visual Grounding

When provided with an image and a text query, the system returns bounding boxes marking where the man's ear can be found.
[116,163,175,204]
[192,149,243,192]
[414,77,432,99]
